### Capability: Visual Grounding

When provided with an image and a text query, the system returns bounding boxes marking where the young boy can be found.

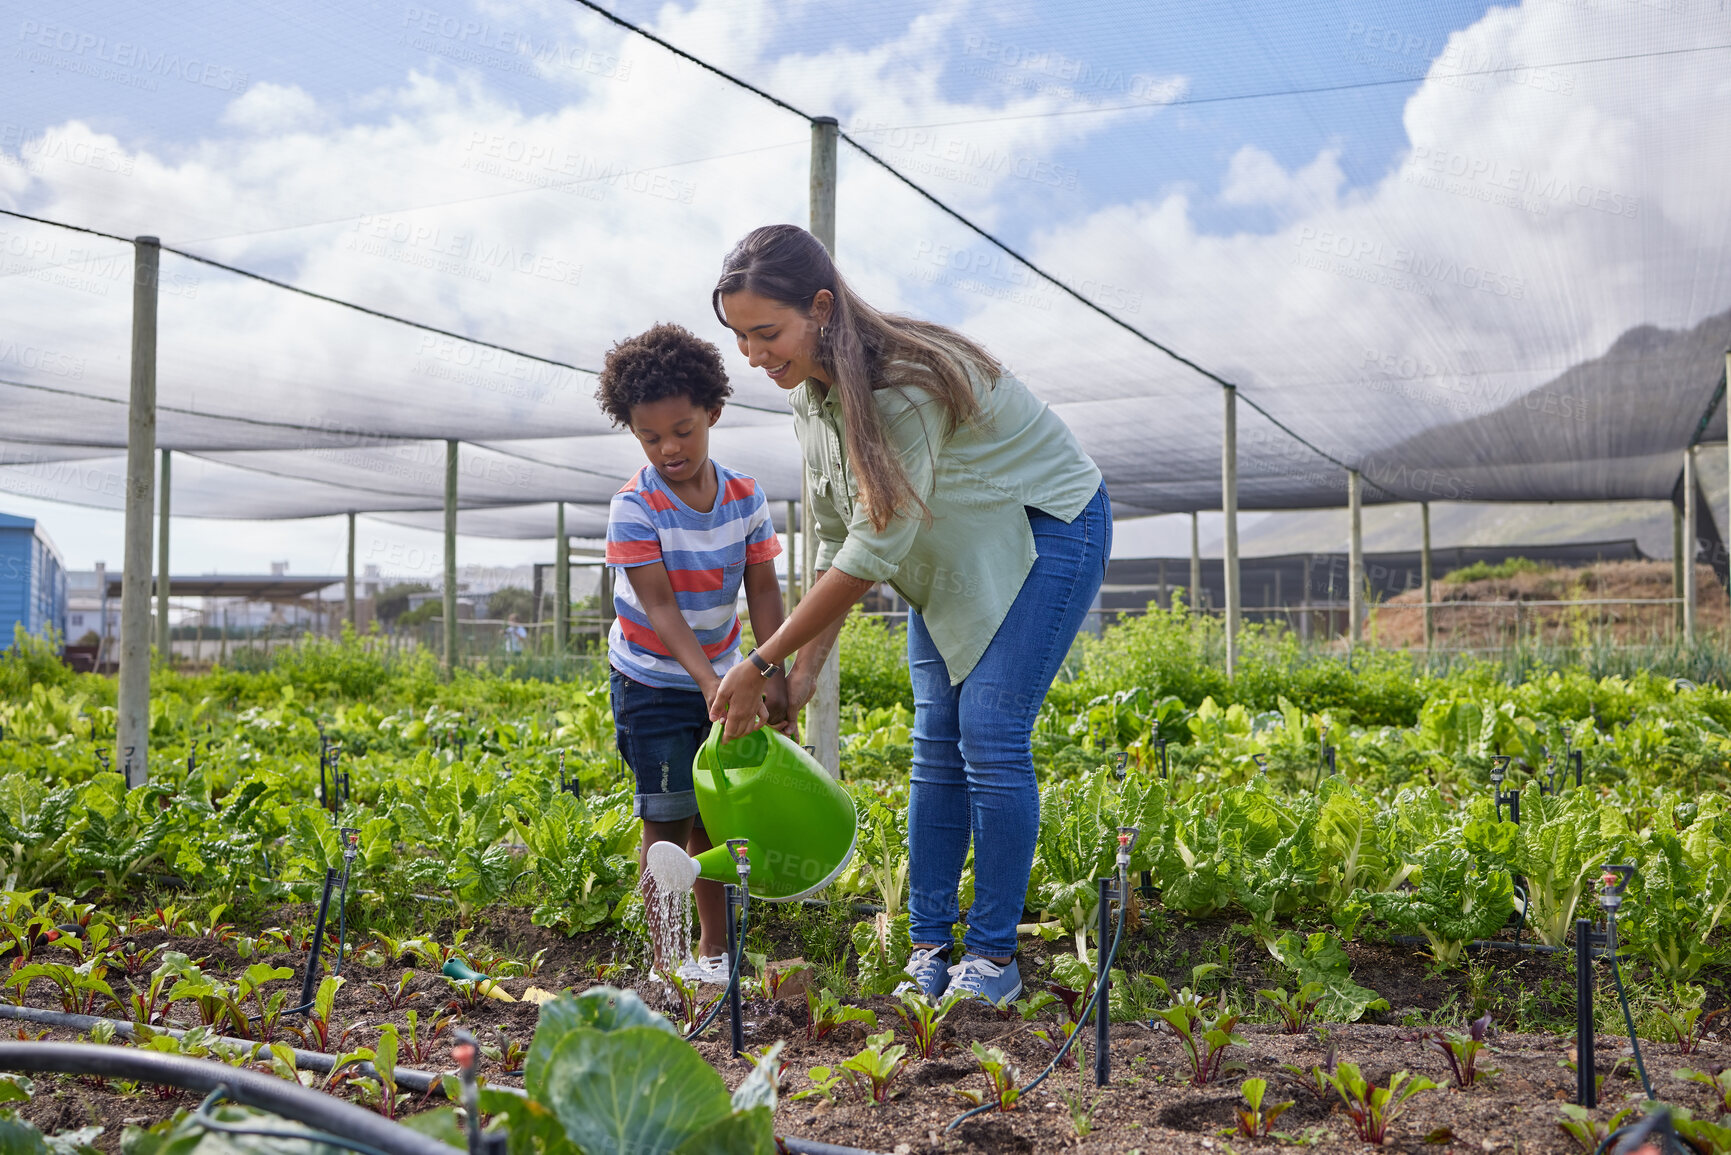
[597,322,792,984]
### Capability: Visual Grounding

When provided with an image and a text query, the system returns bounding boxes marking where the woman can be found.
[708,224,1109,1004]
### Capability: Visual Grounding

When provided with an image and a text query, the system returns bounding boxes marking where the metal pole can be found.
[1348,470,1364,646]
[1222,387,1240,677]
[443,440,457,673]
[1189,511,1201,613]
[1683,446,1697,643]
[1421,502,1433,654]
[1672,503,1685,636]
[156,448,170,663]
[345,512,356,630]
[118,236,159,789]
[1575,917,1595,1107]
[808,115,841,777]
[554,502,569,657]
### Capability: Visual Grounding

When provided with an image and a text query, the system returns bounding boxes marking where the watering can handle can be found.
[699,720,729,782]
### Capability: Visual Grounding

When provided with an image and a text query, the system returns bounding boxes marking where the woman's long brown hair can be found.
[713,224,1001,532]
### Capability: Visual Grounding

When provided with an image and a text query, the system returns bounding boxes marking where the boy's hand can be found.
[763,675,799,740]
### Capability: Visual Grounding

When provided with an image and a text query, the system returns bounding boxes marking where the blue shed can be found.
[0,512,67,647]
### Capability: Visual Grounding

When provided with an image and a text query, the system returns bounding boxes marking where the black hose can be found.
[780,1138,888,1155]
[191,1086,394,1155]
[0,1004,444,1095]
[0,1042,452,1155]
[1606,952,1653,1100]
[946,886,1129,1133]
[685,901,750,1042]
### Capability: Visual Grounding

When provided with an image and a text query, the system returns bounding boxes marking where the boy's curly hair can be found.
[594,322,732,428]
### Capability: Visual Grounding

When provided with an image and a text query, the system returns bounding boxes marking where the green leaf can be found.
[668,1107,775,1155]
[525,989,674,1107]
[1271,931,1388,1022]
[0,1118,49,1155]
[395,1108,467,1149]
[538,1025,732,1155]
[0,1075,32,1103]
[731,1042,783,1113]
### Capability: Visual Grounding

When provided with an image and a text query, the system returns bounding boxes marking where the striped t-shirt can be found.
[605,461,782,691]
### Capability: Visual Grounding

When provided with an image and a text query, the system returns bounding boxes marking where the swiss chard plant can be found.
[1324,1061,1437,1145]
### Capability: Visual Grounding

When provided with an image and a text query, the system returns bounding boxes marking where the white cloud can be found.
[219,82,322,134]
[1220,145,1343,218]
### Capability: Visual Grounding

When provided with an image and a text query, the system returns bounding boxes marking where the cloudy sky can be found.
[1,0,1727,579]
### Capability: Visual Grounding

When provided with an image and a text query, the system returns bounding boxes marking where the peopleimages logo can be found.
[1293,227,1526,300]
[15,19,249,93]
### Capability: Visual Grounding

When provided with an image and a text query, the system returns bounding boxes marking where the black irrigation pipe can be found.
[0,1005,445,1095]
[0,1042,452,1155]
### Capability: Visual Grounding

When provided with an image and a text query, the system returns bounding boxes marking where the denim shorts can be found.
[610,667,709,826]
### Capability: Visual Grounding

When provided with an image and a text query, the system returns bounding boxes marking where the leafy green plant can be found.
[1270,931,1389,1022]
[8,960,119,1016]
[840,1031,908,1105]
[806,986,877,1041]
[369,969,426,1012]
[892,990,964,1060]
[1427,1012,1499,1088]
[1230,1076,1294,1137]
[286,976,350,1053]
[1364,842,1515,967]
[850,912,911,997]
[967,1042,1020,1111]
[474,986,780,1154]
[399,1008,452,1067]
[1155,994,1246,1087]
[1257,982,1324,1034]
[1323,1061,1437,1145]
[1676,1067,1731,1116]
[1556,1104,1636,1153]
[1655,1002,1728,1055]
[791,1066,845,1104]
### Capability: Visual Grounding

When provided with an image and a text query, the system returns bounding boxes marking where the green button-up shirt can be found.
[791,368,1102,683]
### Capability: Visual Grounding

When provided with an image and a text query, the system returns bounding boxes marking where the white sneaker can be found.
[675,954,730,984]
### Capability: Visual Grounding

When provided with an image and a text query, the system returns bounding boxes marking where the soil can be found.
[1369,560,1730,649]
[7,903,1729,1154]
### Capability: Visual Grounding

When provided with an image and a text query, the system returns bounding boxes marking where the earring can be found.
[819,325,827,339]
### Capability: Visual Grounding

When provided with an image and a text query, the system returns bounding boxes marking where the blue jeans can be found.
[906,485,1111,958]
[610,667,709,826]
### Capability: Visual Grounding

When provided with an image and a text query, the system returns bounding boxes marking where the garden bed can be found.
[7,902,1727,1154]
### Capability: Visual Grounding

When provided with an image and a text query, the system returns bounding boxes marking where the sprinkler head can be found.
[646,841,701,892]
[1489,756,1509,786]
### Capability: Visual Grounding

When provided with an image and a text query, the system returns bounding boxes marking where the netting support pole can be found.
[443,440,457,674]
[1683,445,1697,643]
[807,114,841,778]
[156,448,171,664]
[118,236,159,789]
[1347,469,1364,646]
[1221,386,1240,678]
[1672,503,1685,635]
[554,502,569,658]
[345,512,357,631]
[1189,511,1201,614]
[1421,502,1433,655]
[786,500,799,609]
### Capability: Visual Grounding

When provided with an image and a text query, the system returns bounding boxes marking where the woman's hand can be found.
[763,675,799,740]
[710,660,771,742]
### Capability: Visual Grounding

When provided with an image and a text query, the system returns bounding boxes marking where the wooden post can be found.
[1684,446,1698,643]
[1673,502,1686,636]
[345,512,357,629]
[1189,511,1201,613]
[1421,502,1434,653]
[807,115,841,778]
[443,440,457,673]
[156,448,171,663]
[118,236,159,788]
[554,502,569,656]
[1222,387,1240,677]
[1348,470,1364,646]
[786,499,799,608]
[1300,554,1312,640]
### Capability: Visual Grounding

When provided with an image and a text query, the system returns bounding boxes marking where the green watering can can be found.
[645,722,857,902]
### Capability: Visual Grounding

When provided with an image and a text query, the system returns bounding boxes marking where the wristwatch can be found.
[745,648,783,678]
